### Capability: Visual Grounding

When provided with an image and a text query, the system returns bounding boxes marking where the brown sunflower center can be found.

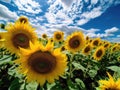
[84,46,90,53]
[96,49,103,57]
[56,34,62,40]
[12,33,29,48]
[28,51,56,74]
[0,36,2,39]
[69,36,80,48]
[93,40,99,46]
[42,34,47,38]
[20,18,27,23]
[104,44,109,48]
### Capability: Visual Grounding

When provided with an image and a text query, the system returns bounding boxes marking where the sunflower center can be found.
[104,44,109,48]
[12,33,29,48]
[69,36,80,48]
[56,34,61,40]
[20,18,27,23]
[28,51,56,74]
[93,40,99,46]
[96,50,102,57]
[84,46,90,53]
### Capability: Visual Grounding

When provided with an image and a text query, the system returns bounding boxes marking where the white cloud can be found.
[105,27,119,34]
[91,0,98,4]
[0,4,18,20]
[1,0,11,3]
[14,0,41,14]
[77,19,89,25]
[117,35,120,37]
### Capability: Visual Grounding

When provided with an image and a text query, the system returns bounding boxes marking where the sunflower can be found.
[65,31,85,53]
[16,16,29,24]
[0,31,6,47]
[103,41,111,49]
[4,22,38,55]
[14,41,67,86]
[93,46,105,61]
[117,56,120,61]
[53,30,64,42]
[42,33,48,39]
[111,44,119,53]
[91,37,101,47]
[98,72,120,90]
[82,43,92,55]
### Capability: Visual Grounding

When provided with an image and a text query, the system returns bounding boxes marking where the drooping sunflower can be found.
[65,31,85,53]
[16,16,29,24]
[111,44,120,53]
[82,43,92,55]
[4,22,38,55]
[103,41,111,49]
[93,46,105,61]
[91,37,101,47]
[14,41,67,86]
[53,30,64,42]
[98,72,120,90]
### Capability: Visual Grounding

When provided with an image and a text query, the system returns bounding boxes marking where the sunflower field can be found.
[0,16,120,90]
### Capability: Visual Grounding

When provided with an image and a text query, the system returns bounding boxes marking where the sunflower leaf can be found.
[72,62,85,72]
[107,66,120,72]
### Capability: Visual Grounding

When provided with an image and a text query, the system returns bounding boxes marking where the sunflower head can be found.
[65,31,85,53]
[14,41,67,86]
[42,33,48,39]
[82,44,92,55]
[93,46,105,61]
[98,72,120,90]
[103,42,111,49]
[111,44,119,53]
[16,16,29,24]
[91,37,101,47]
[0,32,6,47]
[53,30,64,42]
[4,22,38,55]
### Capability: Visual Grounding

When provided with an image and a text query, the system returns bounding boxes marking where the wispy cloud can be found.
[14,0,42,14]
[105,27,119,34]
[0,4,18,21]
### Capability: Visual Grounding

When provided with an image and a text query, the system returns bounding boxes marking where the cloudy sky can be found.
[0,0,120,42]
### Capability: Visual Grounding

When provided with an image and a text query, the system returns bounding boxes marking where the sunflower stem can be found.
[69,54,74,78]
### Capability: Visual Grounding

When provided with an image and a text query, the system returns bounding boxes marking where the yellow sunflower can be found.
[53,30,64,42]
[93,46,105,61]
[4,22,38,55]
[42,33,48,39]
[117,56,120,61]
[16,16,29,24]
[82,43,92,55]
[65,31,85,53]
[0,31,6,47]
[98,72,120,90]
[14,41,67,86]
[103,41,111,49]
[91,37,101,47]
[111,44,119,53]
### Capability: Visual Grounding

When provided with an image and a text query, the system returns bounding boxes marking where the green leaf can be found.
[72,62,85,72]
[8,78,21,90]
[67,79,79,90]
[75,78,86,89]
[0,55,12,65]
[88,69,97,78]
[107,66,120,72]
[25,82,38,90]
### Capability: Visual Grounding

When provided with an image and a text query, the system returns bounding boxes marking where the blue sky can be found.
[0,0,120,42]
